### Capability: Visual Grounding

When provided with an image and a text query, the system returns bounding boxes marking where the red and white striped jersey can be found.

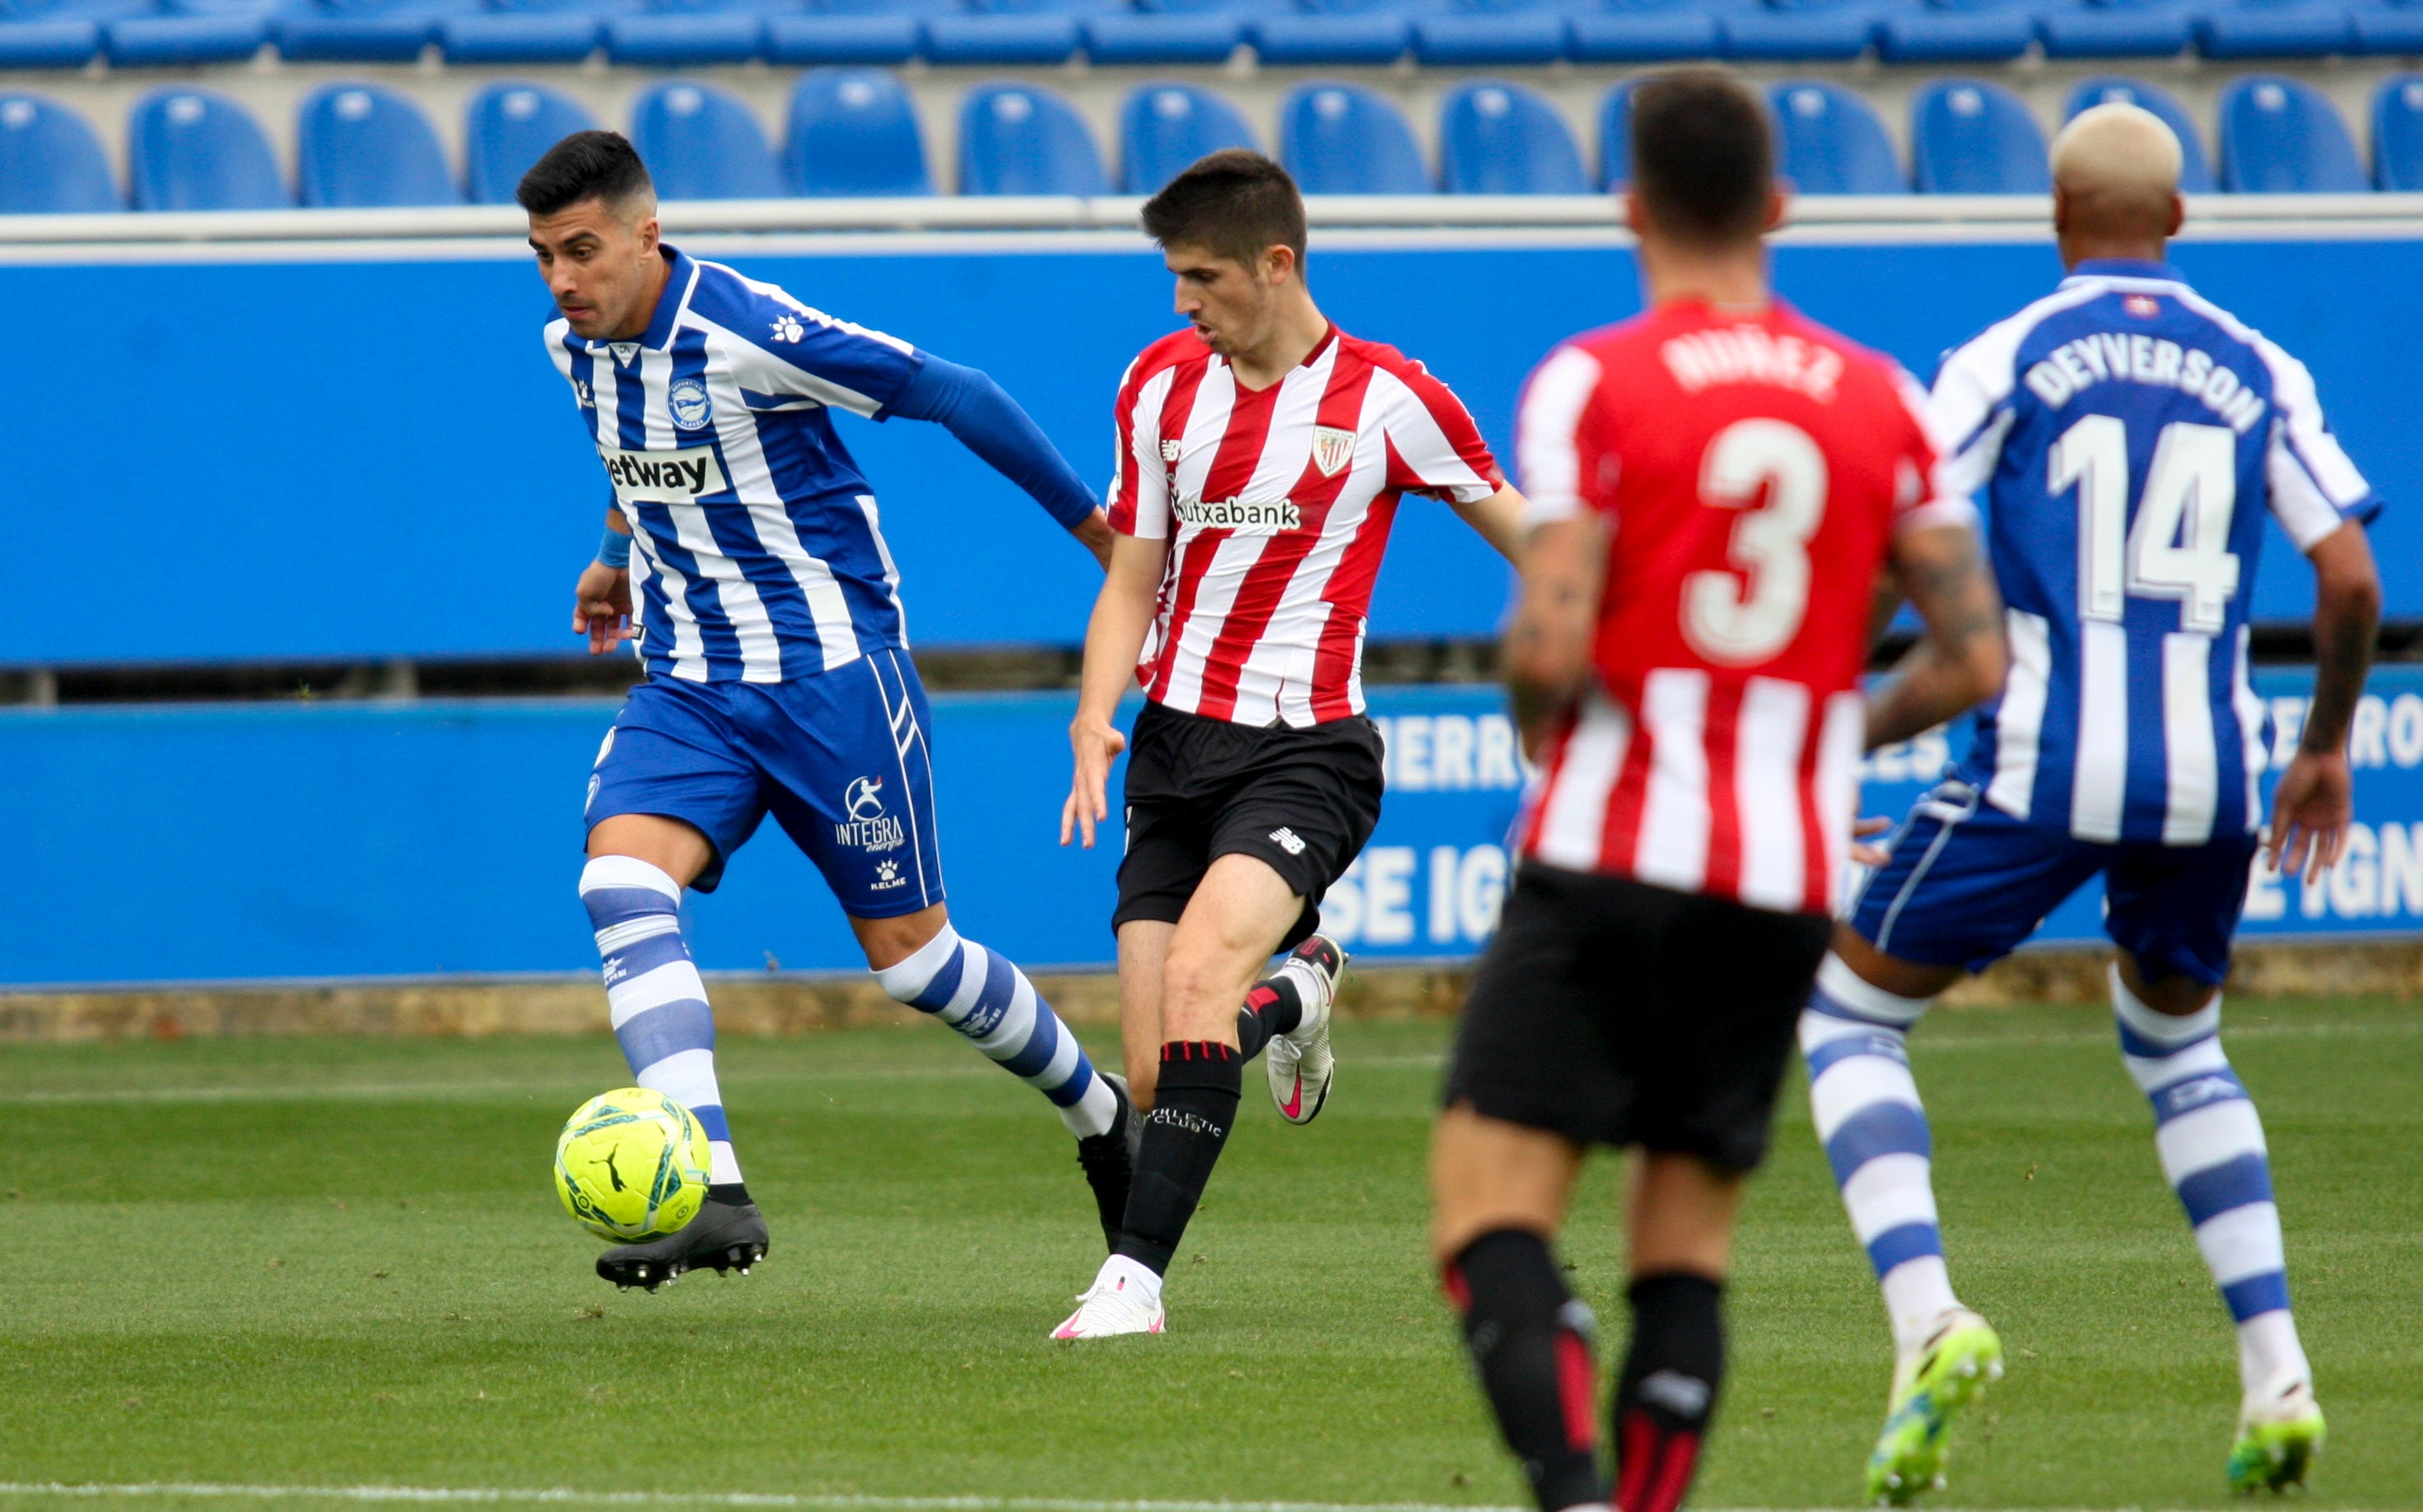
[1108,326,1502,727]
[1512,298,1974,914]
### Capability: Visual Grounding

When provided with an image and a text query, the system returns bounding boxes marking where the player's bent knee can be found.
[1830,924,1962,1003]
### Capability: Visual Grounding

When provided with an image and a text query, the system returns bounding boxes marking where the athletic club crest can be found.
[1311,425,1356,478]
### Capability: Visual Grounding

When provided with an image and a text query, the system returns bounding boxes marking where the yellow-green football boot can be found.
[1866,1308,2005,1505]
[2229,1380,2324,1493]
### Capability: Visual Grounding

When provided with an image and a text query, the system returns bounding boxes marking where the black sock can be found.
[1233,972,1307,1061]
[1447,1230,1608,1512]
[1111,1041,1241,1275]
[1612,1272,1724,1512]
[707,1181,752,1207]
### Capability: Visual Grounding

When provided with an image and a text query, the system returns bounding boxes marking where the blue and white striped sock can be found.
[2111,967,2311,1396]
[875,924,1118,1139]
[1801,954,1961,1353]
[580,856,742,1188]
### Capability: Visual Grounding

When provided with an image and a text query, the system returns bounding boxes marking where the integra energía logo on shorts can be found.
[835,775,906,854]
[597,442,729,503]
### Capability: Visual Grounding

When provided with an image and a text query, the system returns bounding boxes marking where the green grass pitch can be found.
[0,998,2416,1511]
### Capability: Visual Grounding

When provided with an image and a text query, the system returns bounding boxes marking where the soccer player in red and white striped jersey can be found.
[1429,72,2008,1512]
[1052,149,1527,1338]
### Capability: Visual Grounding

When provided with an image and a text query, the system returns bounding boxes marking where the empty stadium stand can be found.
[465,81,595,202]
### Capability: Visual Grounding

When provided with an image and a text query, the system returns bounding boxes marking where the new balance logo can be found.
[1160,439,1182,463]
[1639,1370,1710,1419]
[1269,827,1307,856]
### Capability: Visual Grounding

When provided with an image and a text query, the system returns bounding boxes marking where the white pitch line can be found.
[0,1489,2229,1512]
[0,1486,1527,1512]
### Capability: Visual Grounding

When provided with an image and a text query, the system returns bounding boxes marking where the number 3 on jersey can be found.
[1684,418,1828,664]
[2049,414,2241,635]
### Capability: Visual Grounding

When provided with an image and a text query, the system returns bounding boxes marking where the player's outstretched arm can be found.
[2270,520,2381,882]
[1062,532,1170,849]
[572,507,634,655]
[1864,521,2007,751]
[886,355,1110,566]
[1500,514,1606,758]
[1450,484,1531,566]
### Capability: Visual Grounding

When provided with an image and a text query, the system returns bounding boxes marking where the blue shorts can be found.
[1846,779,2258,987]
[585,648,944,918]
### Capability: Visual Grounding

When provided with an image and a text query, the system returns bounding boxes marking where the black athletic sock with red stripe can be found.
[1447,1230,1609,1512]
[1111,1041,1241,1275]
[1612,1272,1724,1512]
[1232,974,1305,1061]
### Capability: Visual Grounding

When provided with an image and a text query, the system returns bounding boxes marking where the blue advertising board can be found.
[4,667,2421,988]
[0,232,2414,665]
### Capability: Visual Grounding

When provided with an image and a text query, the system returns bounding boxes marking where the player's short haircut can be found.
[1630,70,1774,247]
[517,129,655,219]
[1140,149,1309,273]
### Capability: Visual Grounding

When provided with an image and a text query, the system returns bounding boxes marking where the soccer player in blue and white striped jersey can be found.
[1809,105,2380,1500]
[520,132,1139,1289]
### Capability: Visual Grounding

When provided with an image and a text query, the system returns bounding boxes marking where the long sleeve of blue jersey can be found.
[884,356,1102,528]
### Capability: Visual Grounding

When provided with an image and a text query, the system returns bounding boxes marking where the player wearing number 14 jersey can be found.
[1810,105,2381,1501]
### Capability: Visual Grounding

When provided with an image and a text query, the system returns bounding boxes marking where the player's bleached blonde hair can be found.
[2050,103,2184,207]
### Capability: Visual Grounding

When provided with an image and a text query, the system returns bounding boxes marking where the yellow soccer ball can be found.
[553,1088,711,1242]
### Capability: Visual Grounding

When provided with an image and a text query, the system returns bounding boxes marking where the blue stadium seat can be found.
[764,8,921,64]
[632,79,784,199]
[2062,77,2214,194]
[604,7,767,65]
[1597,76,1643,188]
[106,11,269,65]
[1414,0,1571,66]
[439,0,611,63]
[2039,0,2196,58]
[1878,0,2036,63]
[1251,11,1411,64]
[1912,77,2048,193]
[1440,80,1586,193]
[1281,81,1429,193]
[1723,0,1881,62]
[924,0,1091,64]
[1083,9,1243,63]
[0,92,116,212]
[2220,74,2367,193]
[2198,0,2354,57]
[787,67,928,195]
[958,81,1106,196]
[465,81,594,204]
[130,86,286,209]
[2374,74,2423,190]
[1568,0,1722,63]
[1767,80,1903,193]
[0,17,101,67]
[276,0,468,63]
[1120,81,1256,194]
[298,82,460,207]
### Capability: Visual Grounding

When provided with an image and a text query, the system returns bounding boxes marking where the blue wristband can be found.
[599,529,631,570]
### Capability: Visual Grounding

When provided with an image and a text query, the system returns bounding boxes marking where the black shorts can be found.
[1442,863,1833,1173]
[1113,700,1385,951]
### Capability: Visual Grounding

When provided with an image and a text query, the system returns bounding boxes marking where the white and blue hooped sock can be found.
[2111,966,2310,1397]
[580,856,743,1189]
[1801,953,1961,1353]
[876,925,1118,1139]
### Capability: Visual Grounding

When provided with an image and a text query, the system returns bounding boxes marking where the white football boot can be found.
[1051,1255,1166,1339]
[2230,1377,2325,1491]
[1265,933,1346,1125]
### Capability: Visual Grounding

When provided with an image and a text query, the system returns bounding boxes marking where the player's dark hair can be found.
[1629,70,1774,247]
[517,129,655,218]
[1140,148,1308,273]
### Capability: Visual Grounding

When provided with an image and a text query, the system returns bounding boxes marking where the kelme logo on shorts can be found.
[598,443,728,503]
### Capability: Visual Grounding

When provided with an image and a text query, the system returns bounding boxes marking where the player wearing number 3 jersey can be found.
[1430,72,2006,1512]
[1809,105,2381,1502]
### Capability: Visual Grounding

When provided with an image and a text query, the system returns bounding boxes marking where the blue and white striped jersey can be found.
[547,246,923,683]
[1931,258,2380,845]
